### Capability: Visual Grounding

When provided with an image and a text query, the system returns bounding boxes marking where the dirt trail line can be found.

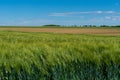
[0,28,120,35]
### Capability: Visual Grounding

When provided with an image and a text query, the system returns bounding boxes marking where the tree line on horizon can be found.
[43,24,120,27]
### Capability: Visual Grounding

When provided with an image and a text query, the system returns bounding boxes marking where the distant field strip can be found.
[0,28,120,35]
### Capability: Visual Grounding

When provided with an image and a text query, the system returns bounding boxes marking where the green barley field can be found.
[0,30,120,80]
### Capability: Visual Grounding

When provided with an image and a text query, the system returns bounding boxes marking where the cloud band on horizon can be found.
[49,11,120,17]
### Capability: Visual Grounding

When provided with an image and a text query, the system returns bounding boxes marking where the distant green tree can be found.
[115,25,120,27]
[100,25,108,27]
[43,24,61,27]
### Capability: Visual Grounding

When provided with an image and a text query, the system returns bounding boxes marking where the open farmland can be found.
[0,30,120,80]
[0,27,120,35]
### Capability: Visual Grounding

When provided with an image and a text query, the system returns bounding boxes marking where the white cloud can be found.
[95,11,103,14]
[49,11,120,17]
[104,16,120,21]
[48,13,68,17]
[105,16,111,20]
[105,11,116,14]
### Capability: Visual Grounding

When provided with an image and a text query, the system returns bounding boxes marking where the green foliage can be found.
[0,31,120,80]
[42,24,61,27]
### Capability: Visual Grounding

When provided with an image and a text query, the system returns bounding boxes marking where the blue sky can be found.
[0,0,120,26]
